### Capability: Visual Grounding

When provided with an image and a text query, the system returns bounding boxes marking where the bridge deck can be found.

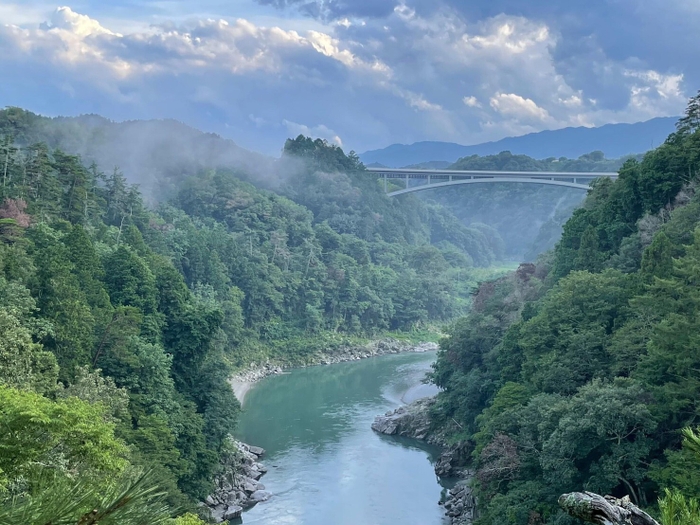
[365,167,619,196]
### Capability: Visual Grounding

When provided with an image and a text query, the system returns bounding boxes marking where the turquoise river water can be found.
[236,351,449,525]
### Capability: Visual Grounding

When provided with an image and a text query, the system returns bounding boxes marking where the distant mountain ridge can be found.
[360,117,678,168]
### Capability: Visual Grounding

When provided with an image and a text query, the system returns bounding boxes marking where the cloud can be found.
[283,119,343,145]
[42,5,118,36]
[255,0,396,21]
[490,93,550,123]
[463,96,481,108]
[0,3,692,155]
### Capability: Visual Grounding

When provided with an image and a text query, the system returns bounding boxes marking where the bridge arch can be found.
[364,167,618,196]
[386,177,594,197]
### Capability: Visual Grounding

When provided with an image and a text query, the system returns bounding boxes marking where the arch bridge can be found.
[366,168,618,196]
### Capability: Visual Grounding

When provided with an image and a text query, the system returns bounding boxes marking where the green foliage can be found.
[173,513,207,525]
[431,100,700,524]
[0,308,58,395]
[658,428,700,525]
[57,366,130,423]
[659,489,700,525]
[0,470,175,525]
[0,385,128,489]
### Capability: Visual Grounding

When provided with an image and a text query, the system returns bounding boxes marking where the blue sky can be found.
[0,0,694,155]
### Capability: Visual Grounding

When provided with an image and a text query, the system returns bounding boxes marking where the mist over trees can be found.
[419,150,641,261]
[0,107,636,264]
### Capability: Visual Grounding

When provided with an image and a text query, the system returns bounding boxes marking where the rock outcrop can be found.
[231,364,283,385]
[205,441,269,523]
[371,397,438,443]
[319,340,438,365]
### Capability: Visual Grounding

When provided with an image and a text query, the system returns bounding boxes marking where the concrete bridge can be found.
[366,168,619,196]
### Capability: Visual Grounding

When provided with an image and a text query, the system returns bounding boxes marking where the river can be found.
[235,351,449,525]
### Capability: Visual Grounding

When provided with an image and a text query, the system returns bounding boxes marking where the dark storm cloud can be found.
[258,0,700,103]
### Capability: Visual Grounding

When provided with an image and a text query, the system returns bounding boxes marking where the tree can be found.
[0,198,30,242]
[0,385,128,488]
[0,308,58,395]
[641,231,674,280]
[658,428,700,525]
[0,469,178,525]
[676,90,700,136]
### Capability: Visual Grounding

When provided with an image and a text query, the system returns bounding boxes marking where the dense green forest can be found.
[0,109,506,520]
[0,107,633,264]
[422,150,640,260]
[429,94,700,524]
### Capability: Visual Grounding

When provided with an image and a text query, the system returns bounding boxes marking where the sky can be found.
[0,0,695,155]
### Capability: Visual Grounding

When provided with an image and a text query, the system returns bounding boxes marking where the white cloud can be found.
[463,96,481,108]
[625,69,684,101]
[249,114,267,127]
[283,119,343,146]
[489,93,551,122]
[42,6,118,36]
[461,20,549,55]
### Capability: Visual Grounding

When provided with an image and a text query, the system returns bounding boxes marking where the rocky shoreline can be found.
[372,397,476,524]
[205,440,271,523]
[230,339,439,401]
[442,479,477,525]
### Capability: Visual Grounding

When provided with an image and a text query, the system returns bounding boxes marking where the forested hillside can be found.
[429,93,700,524]
[1,107,635,264]
[0,110,503,520]
[0,107,271,201]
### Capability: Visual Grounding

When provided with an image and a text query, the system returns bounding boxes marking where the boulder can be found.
[371,397,434,439]
[210,505,226,522]
[248,445,265,457]
[242,480,259,494]
[223,506,243,520]
[250,490,272,503]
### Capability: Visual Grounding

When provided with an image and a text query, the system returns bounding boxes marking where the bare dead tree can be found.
[559,492,660,525]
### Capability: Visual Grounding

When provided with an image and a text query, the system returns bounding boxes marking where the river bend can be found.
[236,351,448,525]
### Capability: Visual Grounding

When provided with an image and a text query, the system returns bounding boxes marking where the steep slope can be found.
[428,98,700,524]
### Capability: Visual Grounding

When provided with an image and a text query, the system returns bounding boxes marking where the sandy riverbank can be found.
[230,379,253,405]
